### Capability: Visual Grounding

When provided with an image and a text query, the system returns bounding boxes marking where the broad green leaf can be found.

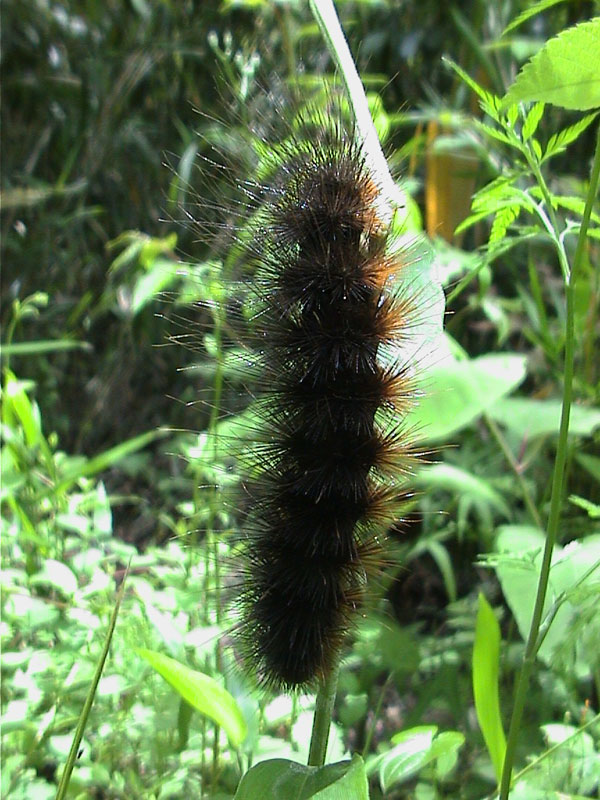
[406,354,527,442]
[473,593,506,782]
[312,756,369,800]
[501,18,600,110]
[233,756,367,800]
[489,398,600,439]
[3,370,42,448]
[137,649,247,747]
[494,529,600,671]
[415,463,511,518]
[377,726,437,791]
[372,726,464,791]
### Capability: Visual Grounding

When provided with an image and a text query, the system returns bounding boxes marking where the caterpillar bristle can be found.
[181,92,423,692]
[196,105,421,692]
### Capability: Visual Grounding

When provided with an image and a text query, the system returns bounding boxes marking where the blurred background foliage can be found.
[1,1,599,798]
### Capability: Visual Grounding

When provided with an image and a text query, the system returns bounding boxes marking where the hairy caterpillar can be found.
[183,94,425,691]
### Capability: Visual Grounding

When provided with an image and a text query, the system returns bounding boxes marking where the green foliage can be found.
[234,755,368,800]
[138,649,248,747]
[2,1,600,799]
[472,594,506,782]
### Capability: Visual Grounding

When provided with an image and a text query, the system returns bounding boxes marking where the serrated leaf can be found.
[473,594,506,782]
[137,649,247,747]
[443,57,503,120]
[522,102,545,140]
[551,195,600,224]
[543,112,599,160]
[502,18,600,110]
[490,204,520,245]
[474,121,514,146]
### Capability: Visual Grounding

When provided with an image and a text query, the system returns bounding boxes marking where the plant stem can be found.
[308,659,341,767]
[499,124,600,800]
[55,568,128,800]
[308,0,402,216]
[484,413,542,529]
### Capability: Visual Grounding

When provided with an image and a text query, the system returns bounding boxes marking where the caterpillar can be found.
[198,102,421,692]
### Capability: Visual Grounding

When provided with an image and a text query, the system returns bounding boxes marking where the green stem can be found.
[512,712,600,784]
[484,413,542,529]
[55,568,128,800]
[308,660,341,767]
[499,124,600,800]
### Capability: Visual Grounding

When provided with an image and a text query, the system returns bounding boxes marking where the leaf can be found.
[137,649,247,747]
[501,18,600,110]
[1,340,92,357]
[233,756,368,800]
[494,529,600,670]
[443,57,503,120]
[372,726,464,791]
[489,398,600,439]
[472,594,506,782]
[522,102,545,140]
[543,112,599,161]
[569,494,600,518]
[550,194,600,224]
[501,0,569,37]
[48,428,168,497]
[406,354,527,443]
[415,463,511,519]
[378,727,437,791]
[30,559,78,596]
[490,204,520,245]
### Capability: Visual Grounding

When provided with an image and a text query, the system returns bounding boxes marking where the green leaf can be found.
[1,340,92,357]
[493,529,600,670]
[490,204,520,245]
[501,18,600,110]
[443,57,502,120]
[406,354,527,443]
[233,756,367,800]
[415,463,511,518]
[371,726,464,791]
[48,428,168,497]
[377,726,437,791]
[569,494,600,518]
[131,259,181,314]
[137,649,247,747]
[30,559,78,596]
[543,112,599,161]
[522,102,545,141]
[501,0,569,37]
[489,398,600,439]
[473,594,506,782]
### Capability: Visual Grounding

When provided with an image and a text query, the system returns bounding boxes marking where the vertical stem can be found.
[499,125,600,800]
[308,0,401,216]
[308,659,341,767]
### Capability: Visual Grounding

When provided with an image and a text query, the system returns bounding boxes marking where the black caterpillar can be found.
[225,113,417,690]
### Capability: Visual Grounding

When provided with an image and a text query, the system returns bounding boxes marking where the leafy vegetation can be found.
[2,1,599,798]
